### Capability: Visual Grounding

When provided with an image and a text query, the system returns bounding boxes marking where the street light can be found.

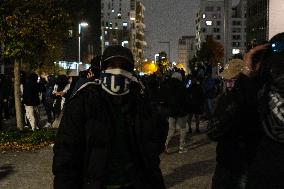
[78,22,88,75]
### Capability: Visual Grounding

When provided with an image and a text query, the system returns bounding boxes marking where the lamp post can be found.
[78,22,88,75]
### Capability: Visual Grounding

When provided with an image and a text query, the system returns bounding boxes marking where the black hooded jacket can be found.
[52,82,168,189]
[208,73,262,172]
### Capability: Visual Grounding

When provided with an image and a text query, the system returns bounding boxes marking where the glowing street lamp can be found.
[78,22,88,75]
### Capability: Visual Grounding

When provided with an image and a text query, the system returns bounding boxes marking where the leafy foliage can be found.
[0,0,76,67]
[0,128,57,151]
[196,36,224,66]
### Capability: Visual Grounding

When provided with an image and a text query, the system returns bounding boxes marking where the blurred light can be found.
[202,14,206,19]
[80,22,88,27]
[232,48,240,54]
[206,20,212,25]
[130,17,135,21]
[112,9,114,12]
[172,61,177,66]
[123,22,128,27]
[122,41,129,47]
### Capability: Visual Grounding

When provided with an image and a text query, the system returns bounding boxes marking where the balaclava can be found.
[101,68,138,96]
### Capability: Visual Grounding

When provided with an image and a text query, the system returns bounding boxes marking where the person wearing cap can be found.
[53,45,167,189]
[209,53,263,188]
[219,59,245,93]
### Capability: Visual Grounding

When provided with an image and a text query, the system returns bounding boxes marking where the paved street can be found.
[0,122,216,189]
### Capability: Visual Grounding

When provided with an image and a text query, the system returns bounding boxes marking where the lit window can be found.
[105,41,109,46]
[123,22,128,27]
[206,20,213,26]
[104,31,108,35]
[232,49,240,54]
[202,14,206,19]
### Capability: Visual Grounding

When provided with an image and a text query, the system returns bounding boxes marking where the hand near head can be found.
[243,44,270,77]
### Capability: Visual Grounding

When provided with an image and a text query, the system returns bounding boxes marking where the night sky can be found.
[140,0,199,62]
[140,0,240,62]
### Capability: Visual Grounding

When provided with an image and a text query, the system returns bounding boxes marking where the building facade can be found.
[177,36,196,73]
[196,0,247,63]
[101,0,146,63]
[247,0,284,44]
[247,0,268,44]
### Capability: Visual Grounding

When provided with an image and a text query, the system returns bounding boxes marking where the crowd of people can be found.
[1,32,284,189]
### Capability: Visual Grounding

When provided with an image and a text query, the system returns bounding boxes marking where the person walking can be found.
[22,72,41,131]
[53,45,167,189]
[186,76,205,133]
[165,71,188,153]
[42,76,55,128]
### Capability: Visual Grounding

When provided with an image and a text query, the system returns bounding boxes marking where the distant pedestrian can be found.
[52,75,70,117]
[22,72,41,131]
[186,76,205,133]
[42,76,55,128]
[53,45,167,189]
[165,71,188,153]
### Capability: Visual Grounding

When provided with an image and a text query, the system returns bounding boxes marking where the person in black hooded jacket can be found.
[53,45,168,189]
[245,33,284,189]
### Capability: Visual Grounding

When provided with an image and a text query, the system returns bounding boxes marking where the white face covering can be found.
[100,69,138,96]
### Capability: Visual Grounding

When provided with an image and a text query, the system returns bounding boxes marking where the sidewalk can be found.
[0,121,216,189]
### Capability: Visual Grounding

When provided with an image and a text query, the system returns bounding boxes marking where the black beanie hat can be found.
[102,45,134,71]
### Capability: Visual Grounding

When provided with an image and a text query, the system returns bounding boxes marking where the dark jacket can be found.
[53,82,168,189]
[186,83,205,114]
[208,73,262,172]
[165,78,188,117]
[23,74,41,106]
